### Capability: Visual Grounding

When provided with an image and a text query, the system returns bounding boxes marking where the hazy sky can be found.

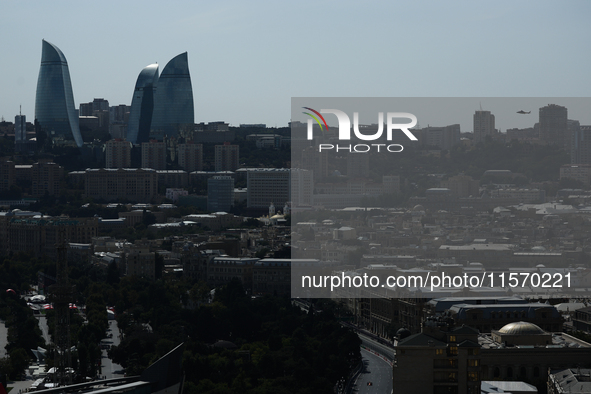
[1,1,590,128]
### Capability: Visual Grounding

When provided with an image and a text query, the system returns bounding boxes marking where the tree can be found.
[8,348,29,380]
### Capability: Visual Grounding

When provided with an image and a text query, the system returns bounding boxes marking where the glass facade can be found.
[35,40,83,148]
[150,52,194,140]
[127,63,159,144]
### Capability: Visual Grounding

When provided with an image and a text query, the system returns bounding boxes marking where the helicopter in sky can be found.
[516,110,531,114]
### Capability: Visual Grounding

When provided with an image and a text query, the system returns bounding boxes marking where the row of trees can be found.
[105,278,361,394]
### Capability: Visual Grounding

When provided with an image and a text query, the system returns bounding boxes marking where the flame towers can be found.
[127,63,159,144]
[35,40,83,148]
[150,52,194,140]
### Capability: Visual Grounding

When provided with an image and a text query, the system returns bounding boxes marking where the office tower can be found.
[539,104,567,148]
[35,40,83,147]
[141,140,167,170]
[15,114,26,142]
[105,139,132,168]
[127,63,159,144]
[178,142,203,172]
[207,176,234,212]
[150,53,194,140]
[572,125,591,164]
[15,113,27,152]
[215,143,240,171]
[473,110,495,144]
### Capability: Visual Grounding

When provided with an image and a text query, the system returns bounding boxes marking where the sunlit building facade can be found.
[150,52,194,140]
[35,40,83,148]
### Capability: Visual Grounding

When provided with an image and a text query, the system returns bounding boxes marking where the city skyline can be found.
[1,1,591,127]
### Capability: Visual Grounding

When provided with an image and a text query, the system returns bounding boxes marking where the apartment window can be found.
[435,349,444,355]
[468,359,479,367]
[449,335,456,343]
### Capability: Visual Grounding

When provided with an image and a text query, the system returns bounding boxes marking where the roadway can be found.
[0,320,7,358]
[37,315,51,345]
[100,320,125,379]
[351,348,393,394]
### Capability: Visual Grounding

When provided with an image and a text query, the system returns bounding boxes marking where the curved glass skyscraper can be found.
[150,52,194,140]
[127,63,159,144]
[35,40,83,148]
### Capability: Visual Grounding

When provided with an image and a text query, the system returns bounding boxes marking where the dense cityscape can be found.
[1,36,591,394]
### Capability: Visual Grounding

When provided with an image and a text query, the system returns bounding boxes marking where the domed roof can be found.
[397,327,411,339]
[412,204,425,211]
[498,321,545,335]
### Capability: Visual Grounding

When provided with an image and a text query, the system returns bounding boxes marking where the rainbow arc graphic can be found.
[302,107,329,131]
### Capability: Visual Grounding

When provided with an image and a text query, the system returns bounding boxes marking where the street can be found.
[100,320,124,379]
[352,348,393,394]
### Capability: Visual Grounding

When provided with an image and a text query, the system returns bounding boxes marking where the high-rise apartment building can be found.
[150,53,194,140]
[207,176,234,212]
[571,125,591,164]
[31,160,63,197]
[539,104,567,148]
[178,142,203,172]
[105,139,132,168]
[141,140,166,170]
[127,63,159,144]
[215,143,239,172]
[473,110,495,144]
[0,161,15,192]
[35,40,83,147]
[15,114,28,152]
[15,114,26,143]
